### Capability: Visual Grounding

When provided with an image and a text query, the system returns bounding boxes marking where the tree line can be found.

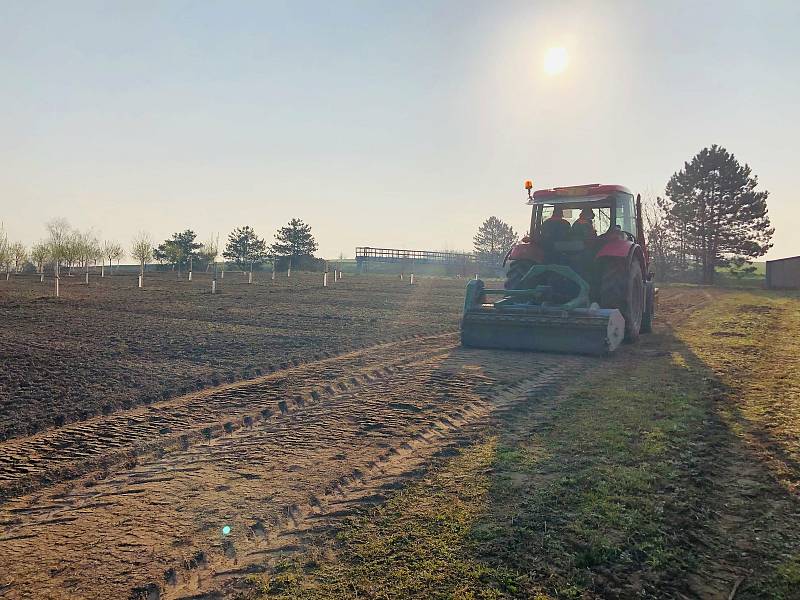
[143,218,319,274]
[0,226,31,279]
[3,145,774,287]
[0,218,321,279]
[1,219,124,279]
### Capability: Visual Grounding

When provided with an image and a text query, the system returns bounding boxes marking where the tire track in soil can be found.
[0,343,586,600]
[0,333,456,500]
[173,370,579,600]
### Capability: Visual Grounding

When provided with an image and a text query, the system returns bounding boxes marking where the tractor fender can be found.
[596,243,647,289]
[507,242,544,264]
[595,238,633,259]
[596,239,647,276]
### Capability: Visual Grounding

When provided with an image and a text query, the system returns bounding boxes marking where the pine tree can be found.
[223,226,267,269]
[270,219,318,259]
[663,145,773,284]
[153,230,202,271]
[473,216,518,263]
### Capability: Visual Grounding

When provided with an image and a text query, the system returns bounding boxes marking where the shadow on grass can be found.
[470,317,800,598]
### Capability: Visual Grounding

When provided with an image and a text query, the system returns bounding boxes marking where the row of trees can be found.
[142,219,320,273]
[40,219,125,276]
[0,226,29,278]
[6,150,773,287]
[1,220,125,279]
[224,219,319,270]
[0,218,321,280]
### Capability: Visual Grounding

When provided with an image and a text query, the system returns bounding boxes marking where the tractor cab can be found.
[505,183,648,292]
[524,184,639,252]
[531,186,638,245]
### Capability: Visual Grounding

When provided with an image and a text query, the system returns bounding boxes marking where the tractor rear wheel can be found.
[504,259,535,290]
[600,261,644,341]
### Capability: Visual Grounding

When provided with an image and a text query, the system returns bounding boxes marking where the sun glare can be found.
[544,47,569,75]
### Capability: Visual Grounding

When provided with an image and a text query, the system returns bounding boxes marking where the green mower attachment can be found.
[460,265,625,355]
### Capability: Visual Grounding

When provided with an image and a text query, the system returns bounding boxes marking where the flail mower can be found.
[461,182,657,355]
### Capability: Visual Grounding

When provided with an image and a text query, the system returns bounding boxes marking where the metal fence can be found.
[355,247,484,265]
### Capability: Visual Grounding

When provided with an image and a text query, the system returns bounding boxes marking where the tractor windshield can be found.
[541,205,612,232]
[533,191,634,238]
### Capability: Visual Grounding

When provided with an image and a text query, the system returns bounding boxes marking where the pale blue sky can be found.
[2,1,798,259]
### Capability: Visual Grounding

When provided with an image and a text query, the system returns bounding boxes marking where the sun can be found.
[543,47,569,76]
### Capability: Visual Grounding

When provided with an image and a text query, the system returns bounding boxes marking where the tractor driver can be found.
[540,206,572,263]
[571,208,597,240]
[541,206,571,245]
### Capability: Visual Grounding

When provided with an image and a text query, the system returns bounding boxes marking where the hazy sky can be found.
[2,1,798,260]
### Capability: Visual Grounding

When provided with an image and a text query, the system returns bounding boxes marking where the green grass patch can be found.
[768,556,800,599]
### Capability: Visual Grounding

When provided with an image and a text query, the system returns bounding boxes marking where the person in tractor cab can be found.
[540,206,571,263]
[541,206,571,245]
[571,208,597,240]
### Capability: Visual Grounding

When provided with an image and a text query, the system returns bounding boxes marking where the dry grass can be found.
[677,289,800,494]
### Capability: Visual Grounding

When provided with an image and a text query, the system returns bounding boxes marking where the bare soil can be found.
[0,272,464,441]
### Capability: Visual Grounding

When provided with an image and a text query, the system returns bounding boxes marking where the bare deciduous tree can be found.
[30,242,49,273]
[76,230,99,284]
[112,244,124,270]
[199,236,219,272]
[131,232,154,282]
[64,230,82,275]
[0,225,9,280]
[101,240,124,276]
[10,243,27,273]
[46,218,72,279]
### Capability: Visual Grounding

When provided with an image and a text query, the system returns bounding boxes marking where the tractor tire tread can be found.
[600,260,644,342]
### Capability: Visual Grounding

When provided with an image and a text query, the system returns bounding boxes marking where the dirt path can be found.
[0,333,586,599]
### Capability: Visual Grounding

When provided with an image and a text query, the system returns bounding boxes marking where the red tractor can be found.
[461,182,656,354]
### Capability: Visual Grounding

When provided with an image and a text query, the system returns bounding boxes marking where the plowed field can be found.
[0,272,462,442]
